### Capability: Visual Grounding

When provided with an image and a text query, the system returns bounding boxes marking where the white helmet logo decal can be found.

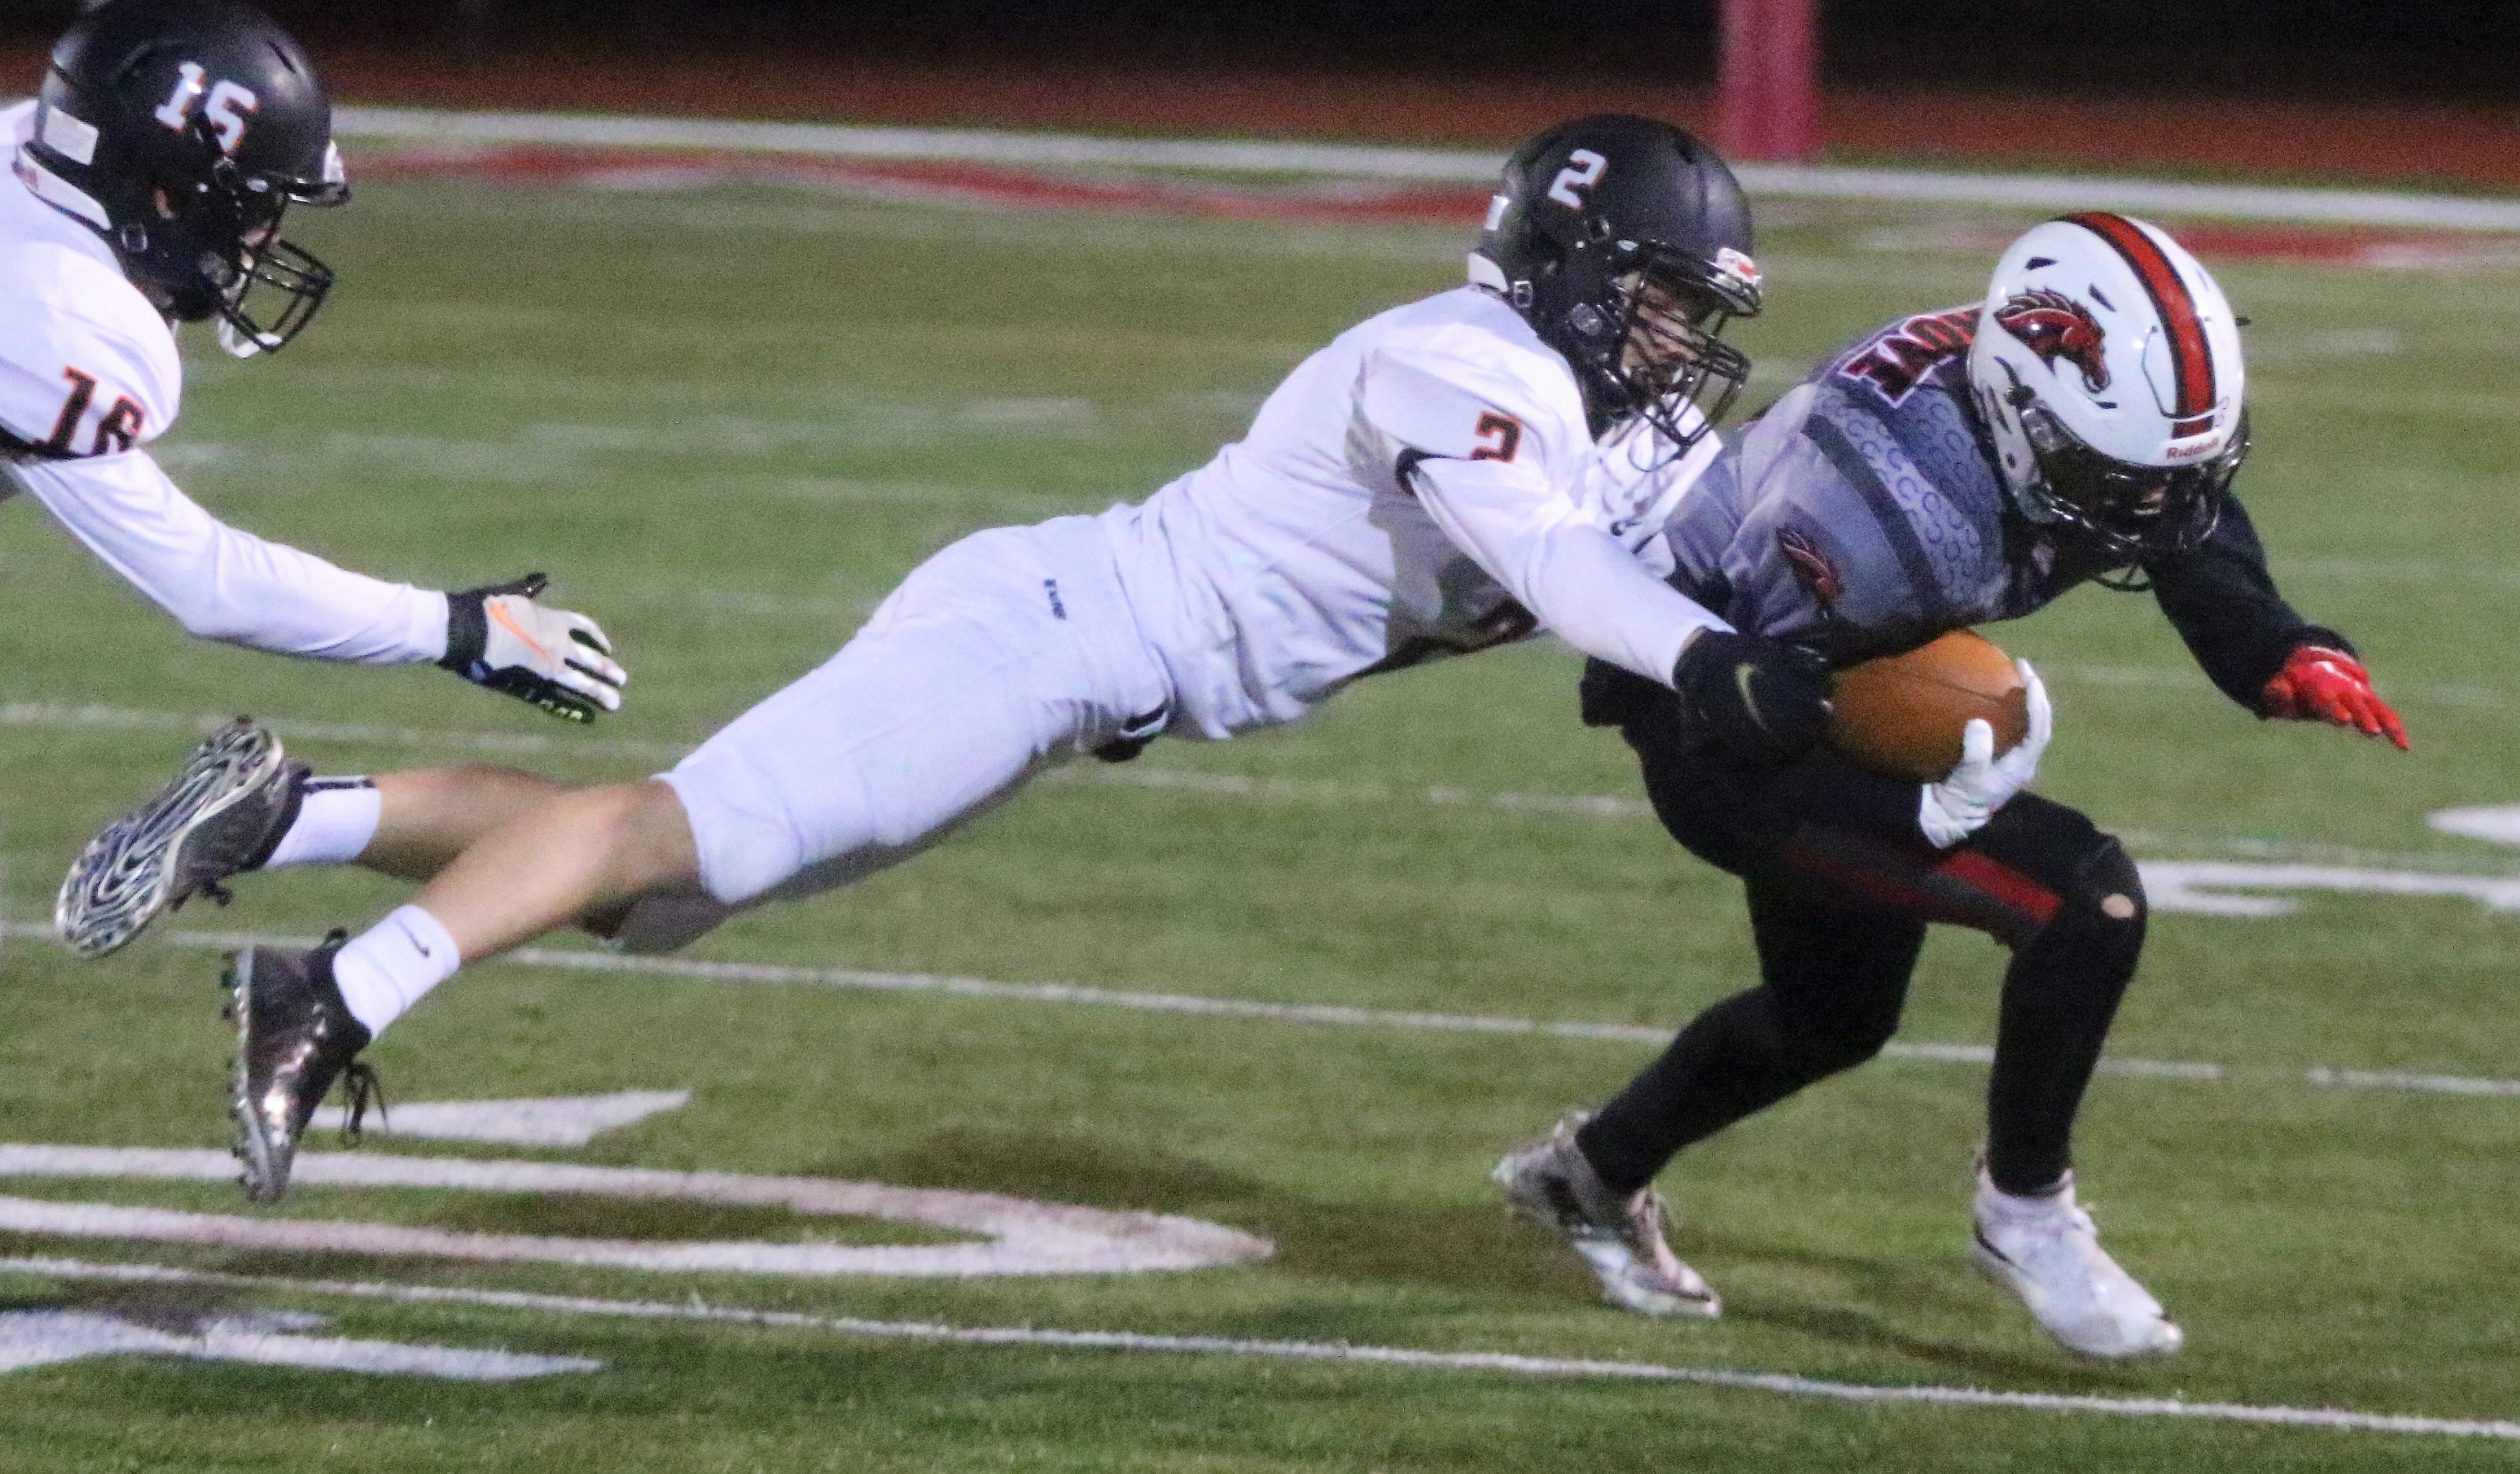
[152,62,260,154]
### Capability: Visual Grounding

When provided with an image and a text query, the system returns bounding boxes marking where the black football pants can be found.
[1575,691,2149,1200]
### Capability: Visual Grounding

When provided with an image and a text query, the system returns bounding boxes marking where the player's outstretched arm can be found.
[7,450,626,719]
[11,448,447,662]
[2147,494,2403,747]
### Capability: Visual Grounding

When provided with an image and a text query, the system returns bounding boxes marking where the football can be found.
[1827,629,2031,782]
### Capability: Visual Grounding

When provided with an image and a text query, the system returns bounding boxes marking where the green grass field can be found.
[2,165,2518,1471]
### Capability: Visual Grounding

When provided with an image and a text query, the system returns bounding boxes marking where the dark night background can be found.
[0,1,2515,100]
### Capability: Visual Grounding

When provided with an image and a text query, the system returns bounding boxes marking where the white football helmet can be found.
[1967,213,2248,570]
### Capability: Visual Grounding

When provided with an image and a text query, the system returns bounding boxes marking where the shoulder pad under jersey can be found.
[1357,294,1590,478]
[0,208,181,458]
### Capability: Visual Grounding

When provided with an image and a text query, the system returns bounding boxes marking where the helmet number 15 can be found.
[152,62,260,155]
[1546,150,1607,209]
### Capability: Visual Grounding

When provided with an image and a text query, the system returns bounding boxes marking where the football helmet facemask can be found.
[1473,113,1761,452]
[1968,213,2247,580]
[19,0,349,357]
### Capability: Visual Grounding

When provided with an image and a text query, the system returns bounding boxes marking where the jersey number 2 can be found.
[1471,411,1522,463]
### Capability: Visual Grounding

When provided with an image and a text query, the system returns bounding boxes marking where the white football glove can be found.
[1918,660,2052,849]
[439,573,626,724]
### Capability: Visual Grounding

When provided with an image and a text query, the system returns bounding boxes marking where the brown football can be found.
[1827,630,2031,782]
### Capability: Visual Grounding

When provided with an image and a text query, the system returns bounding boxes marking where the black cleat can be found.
[227,937,380,1204]
[57,720,306,958]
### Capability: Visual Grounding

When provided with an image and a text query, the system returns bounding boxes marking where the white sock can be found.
[264,777,382,871]
[332,905,461,1038]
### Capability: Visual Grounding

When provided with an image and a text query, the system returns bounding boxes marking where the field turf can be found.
[1,167,2517,1471]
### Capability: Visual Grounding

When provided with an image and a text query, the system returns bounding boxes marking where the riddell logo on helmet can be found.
[1994,290,2110,393]
[1713,247,1762,294]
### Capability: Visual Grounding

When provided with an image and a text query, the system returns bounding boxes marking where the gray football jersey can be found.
[1661,305,2065,663]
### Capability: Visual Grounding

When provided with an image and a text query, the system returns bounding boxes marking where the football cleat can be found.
[1494,1112,1721,1318]
[57,720,304,958]
[227,938,380,1205]
[1971,1163,2182,1358]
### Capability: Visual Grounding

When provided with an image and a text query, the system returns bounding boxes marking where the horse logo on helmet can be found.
[1993,289,2111,393]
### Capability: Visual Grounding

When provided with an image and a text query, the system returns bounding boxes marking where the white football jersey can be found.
[0,101,181,458]
[1103,282,1726,737]
[0,99,448,665]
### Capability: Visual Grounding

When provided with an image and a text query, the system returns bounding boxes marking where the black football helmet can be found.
[19,0,348,356]
[1474,114,1761,449]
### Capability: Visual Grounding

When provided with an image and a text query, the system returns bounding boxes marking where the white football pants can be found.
[621,514,1172,952]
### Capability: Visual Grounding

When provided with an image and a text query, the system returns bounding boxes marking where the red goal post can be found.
[1718,0,1820,161]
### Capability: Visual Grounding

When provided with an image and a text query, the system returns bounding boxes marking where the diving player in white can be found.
[64,114,1846,1204]
[1,1,625,776]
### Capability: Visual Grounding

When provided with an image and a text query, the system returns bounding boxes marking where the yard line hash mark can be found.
[2,1258,2513,1441]
[2,922,2512,1099]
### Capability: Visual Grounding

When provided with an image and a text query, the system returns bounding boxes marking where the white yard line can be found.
[1,1256,2511,1440]
[323,106,2520,233]
[2,921,2510,1099]
[0,1146,1270,1277]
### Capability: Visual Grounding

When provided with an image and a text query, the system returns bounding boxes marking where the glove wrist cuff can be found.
[439,592,487,673]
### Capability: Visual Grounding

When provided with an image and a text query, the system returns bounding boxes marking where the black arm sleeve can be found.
[2146,493,2350,709]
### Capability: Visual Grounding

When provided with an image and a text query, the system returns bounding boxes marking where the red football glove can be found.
[2260,646,2409,750]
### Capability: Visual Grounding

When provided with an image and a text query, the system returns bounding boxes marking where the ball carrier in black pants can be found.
[1496,214,2407,1358]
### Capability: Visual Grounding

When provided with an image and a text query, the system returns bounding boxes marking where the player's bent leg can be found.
[220,518,1171,1201]
[1977,816,2147,1197]
[59,720,580,958]
[1574,888,1926,1203]
[359,766,584,881]
[225,779,697,1204]
[400,779,700,963]
[1952,808,2175,1356]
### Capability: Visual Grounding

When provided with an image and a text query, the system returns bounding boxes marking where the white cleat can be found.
[1971,1165,2182,1359]
[1494,1112,1721,1319]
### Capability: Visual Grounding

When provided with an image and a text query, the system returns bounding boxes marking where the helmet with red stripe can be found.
[1967,213,2247,572]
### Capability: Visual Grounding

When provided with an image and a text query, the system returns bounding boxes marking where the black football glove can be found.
[439,573,626,724]
[1669,630,1833,765]
[1579,657,1669,728]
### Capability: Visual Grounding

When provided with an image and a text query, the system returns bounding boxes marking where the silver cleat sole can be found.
[56,722,286,958]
